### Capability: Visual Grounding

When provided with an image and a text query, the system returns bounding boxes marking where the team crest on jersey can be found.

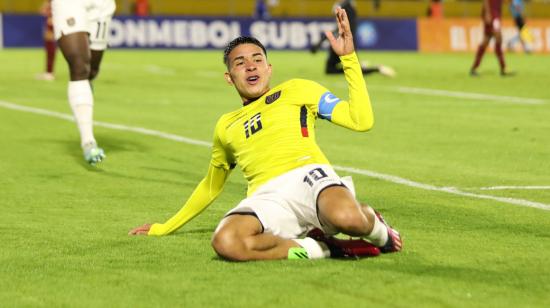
[265,91,281,104]
[66,17,75,27]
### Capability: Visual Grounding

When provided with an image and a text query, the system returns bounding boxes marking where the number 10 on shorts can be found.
[303,168,328,187]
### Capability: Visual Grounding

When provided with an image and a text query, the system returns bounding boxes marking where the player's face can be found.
[225,43,272,102]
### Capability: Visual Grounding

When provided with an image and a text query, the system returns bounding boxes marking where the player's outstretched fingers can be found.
[325,30,336,45]
[129,223,152,235]
[326,7,355,56]
[339,9,350,33]
[335,7,344,33]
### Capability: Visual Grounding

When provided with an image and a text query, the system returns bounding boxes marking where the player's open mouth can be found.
[247,75,260,85]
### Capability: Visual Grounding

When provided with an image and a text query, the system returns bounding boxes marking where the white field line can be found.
[330,82,547,105]
[380,85,547,105]
[333,166,550,211]
[476,186,550,191]
[382,85,547,105]
[0,101,210,147]
[1,100,549,211]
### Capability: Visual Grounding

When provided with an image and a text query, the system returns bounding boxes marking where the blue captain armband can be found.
[317,92,341,121]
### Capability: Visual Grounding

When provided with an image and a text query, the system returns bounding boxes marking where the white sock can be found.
[364,207,389,247]
[68,80,95,147]
[294,237,330,259]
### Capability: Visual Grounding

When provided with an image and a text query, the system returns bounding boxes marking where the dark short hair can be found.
[223,36,267,67]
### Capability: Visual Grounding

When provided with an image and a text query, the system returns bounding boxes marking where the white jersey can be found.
[51,0,116,50]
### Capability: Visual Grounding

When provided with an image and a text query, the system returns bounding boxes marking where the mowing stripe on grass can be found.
[144,65,177,76]
[150,72,546,105]
[119,68,548,105]
[2,100,549,211]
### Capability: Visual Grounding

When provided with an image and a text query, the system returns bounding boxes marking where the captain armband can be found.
[317,91,342,121]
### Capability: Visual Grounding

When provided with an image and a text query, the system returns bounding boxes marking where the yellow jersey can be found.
[149,52,373,236]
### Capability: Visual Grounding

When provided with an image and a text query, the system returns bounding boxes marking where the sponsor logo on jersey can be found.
[265,90,281,104]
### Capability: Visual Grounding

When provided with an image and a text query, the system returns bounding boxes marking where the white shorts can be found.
[52,0,116,50]
[225,164,356,239]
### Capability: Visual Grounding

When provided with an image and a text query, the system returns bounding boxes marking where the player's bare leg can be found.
[36,39,57,81]
[317,186,402,253]
[493,31,510,76]
[471,34,492,76]
[90,49,104,80]
[211,214,300,261]
[359,204,402,253]
[58,32,105,165]
[317,186,373,236]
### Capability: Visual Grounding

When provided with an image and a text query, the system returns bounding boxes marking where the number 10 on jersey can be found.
[244,112,263,138]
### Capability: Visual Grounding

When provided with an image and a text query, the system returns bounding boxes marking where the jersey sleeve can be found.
[210,116,236,170]
[147,120,233,236]
[311,52,374,132]
[147,162,231,236]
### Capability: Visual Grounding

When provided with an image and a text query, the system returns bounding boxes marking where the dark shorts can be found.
[514,16,525,30]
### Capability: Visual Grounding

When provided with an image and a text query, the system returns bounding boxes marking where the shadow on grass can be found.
[372,254,520,286]
[54,133,152,170]
[180,228,214,235]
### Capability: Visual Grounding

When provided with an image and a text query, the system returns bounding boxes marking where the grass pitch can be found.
[1,48,549,307]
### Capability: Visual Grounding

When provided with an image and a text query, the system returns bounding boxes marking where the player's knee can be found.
[66,57,91,80]
[89,68,100,80]
[329,207,370,235]
[69,63,91,80]
[211,228,250,261]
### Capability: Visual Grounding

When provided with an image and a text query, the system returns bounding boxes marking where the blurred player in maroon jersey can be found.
[470,0,512,76]
[36,0,56,81]
[132,0,150,17]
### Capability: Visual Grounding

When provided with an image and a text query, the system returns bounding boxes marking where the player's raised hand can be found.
[129,223,152,235]
[325,7,354,56]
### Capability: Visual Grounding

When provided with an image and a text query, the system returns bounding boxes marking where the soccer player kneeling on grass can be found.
[129,8,402,260]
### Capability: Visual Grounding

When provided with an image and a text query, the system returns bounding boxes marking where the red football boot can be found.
[307,228,380,259]
[374,211,403,253]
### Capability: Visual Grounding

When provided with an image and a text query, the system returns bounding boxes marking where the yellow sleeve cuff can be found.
[339,52,359,66]
[147,223,165,236]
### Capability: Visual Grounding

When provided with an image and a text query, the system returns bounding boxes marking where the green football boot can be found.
[83,142,106,165]
[287,247,310,260]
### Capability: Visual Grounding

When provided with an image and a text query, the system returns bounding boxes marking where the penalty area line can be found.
[1,100,549,211]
